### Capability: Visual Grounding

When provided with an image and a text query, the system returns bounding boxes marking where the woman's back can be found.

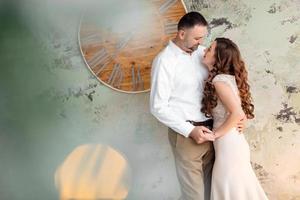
[212,74,241,130]
[210,74,268,200]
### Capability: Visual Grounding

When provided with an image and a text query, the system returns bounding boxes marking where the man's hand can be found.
[237,115,247,133]
[189,126,215,144]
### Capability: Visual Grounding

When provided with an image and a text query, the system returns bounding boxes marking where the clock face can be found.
[78,0,186,93]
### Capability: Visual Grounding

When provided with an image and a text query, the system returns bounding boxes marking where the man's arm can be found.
[150,57,194,137]
[150,57,214,142]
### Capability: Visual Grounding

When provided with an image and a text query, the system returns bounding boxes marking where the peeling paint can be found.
[276,103,299,123]
[210,17,234,30]
[289,35,298,43]
[286,86,299,93]
[86,90,96,102]
[281,16,300,25]
[268,3,277,14]
[251,162,272,184]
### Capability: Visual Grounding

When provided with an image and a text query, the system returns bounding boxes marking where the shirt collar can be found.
[168,40,191,57]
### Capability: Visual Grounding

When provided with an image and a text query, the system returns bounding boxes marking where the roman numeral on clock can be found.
[80,32,102,47]
[113,32,135,58]
[131,64,144,91]
[88,48,111,68]
[164,21,178,34]
[136,65,144,90]
[159,0,177,14]
[107,63,123,88]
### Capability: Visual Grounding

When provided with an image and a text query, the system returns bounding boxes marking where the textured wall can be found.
[0,0,299,199]
[183,0,300,199]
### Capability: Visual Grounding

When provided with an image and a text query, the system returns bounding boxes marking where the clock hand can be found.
[93,32,134,76]
[112,31,135,58]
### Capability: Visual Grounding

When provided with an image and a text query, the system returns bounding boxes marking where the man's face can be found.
[203,41,217,70]
[182,25,208,52]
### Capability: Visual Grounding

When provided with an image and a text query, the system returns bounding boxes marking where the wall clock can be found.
[78,0,186,93]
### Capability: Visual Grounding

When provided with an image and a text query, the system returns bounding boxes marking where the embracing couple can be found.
[150,12,268,200]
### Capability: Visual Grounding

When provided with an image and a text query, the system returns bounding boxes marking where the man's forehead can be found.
[186,25,208,36]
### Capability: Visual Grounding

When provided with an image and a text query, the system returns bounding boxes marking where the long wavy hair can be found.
[201,37,254,119]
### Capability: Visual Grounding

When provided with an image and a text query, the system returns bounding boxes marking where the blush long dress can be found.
[210,74,268,200]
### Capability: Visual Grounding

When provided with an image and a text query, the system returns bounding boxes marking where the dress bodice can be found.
[211,74,241,130]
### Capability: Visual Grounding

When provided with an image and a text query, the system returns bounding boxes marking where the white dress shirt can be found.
[150,40,210,137]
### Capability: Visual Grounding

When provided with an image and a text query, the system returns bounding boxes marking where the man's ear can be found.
[178,29,185,40]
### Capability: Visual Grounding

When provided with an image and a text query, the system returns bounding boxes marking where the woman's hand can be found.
[189,126,215,144]
[237,115,247,133]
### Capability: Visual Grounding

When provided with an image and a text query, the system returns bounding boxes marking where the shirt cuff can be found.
[179,122,195,138]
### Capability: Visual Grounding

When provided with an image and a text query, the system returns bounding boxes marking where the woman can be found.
[201,37,268,200]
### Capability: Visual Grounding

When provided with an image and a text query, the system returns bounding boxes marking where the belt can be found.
[186,119,214,130]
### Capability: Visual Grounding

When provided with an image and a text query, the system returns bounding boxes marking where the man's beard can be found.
[182,41,199,53]
[188,44,199,52]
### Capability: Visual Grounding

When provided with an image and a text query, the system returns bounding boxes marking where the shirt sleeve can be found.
[212,74,235,91]
[149,56,194,137]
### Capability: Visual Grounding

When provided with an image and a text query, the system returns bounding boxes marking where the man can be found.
[150,12,215,200]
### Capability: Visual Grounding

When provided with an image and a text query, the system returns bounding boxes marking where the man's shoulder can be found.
[154,45,176,62]
[152,45,177,74]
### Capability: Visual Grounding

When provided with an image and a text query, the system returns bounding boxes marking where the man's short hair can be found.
[177,12,208,30]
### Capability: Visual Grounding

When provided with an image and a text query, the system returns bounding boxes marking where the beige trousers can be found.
[168,128,215,200]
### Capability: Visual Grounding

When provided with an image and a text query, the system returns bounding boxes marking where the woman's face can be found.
[202,41,217,71]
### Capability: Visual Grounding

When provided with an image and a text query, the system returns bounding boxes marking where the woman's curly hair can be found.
[201,37,254,119]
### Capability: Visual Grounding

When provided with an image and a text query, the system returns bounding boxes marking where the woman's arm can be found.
[213,81,246,138]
